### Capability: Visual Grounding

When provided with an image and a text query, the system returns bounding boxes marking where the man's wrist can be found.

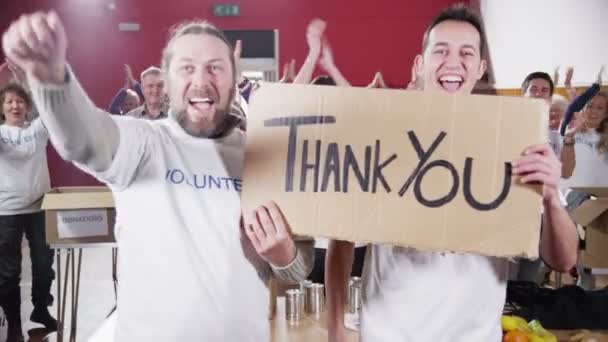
[49,64,68,84]
[308,47,321,59]
[543,191,562,209]
[324,63,338,73]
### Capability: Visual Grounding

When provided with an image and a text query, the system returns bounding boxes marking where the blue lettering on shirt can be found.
[165,168,242,192]
[0,131,44,147]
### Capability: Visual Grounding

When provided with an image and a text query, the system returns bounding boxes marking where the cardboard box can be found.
[571,187,608,268]
[242,83,547,258]
[41,186,116,246]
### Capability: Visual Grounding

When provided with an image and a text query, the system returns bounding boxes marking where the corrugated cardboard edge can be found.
[572,187,608,198]
[582,212,608,268]
[569,187,608,268]
[570,187,608,226]
[42,186,115,210]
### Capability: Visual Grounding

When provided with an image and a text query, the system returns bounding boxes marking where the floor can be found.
[0,242,116,342]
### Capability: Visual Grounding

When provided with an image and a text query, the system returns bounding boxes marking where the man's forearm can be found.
[293,50,320,84]
[326,240,354,341]
[560,144,576,179]
[570,83,601,113]
[133,82,143,99]
[540,197,578,272]
[108,88,128,114]
[326,65,351,87]
[29,65,119,172]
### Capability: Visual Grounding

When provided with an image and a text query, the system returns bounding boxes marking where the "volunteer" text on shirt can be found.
[165,168,242,192]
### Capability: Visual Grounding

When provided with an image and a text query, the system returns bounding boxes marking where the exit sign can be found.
[213,4,240,17]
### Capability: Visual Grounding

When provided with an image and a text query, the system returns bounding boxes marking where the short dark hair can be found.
[422,3,486,54]
[521,72,554,96]
[0,83,32,121]
[311,75,336,86]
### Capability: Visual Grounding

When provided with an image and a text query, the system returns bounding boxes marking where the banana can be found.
[501,316,531,333]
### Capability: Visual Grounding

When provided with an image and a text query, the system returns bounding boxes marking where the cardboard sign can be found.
[242,83,547,258]
[57,209,109,239]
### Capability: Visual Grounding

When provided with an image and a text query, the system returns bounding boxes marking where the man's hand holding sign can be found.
[244,201,297,267]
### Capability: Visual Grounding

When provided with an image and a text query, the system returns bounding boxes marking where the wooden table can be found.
[270,312,358,342]
[270,312,608,342]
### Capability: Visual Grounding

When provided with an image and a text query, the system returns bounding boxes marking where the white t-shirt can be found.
[562,131,608,188]
[361,246,509,342]
[0,119,50,215]
[80,117,273,341]
[548,129,563,157]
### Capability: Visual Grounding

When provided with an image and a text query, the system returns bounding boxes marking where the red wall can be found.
[1,0,463,186]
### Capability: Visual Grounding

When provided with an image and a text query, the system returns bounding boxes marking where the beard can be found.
[173,86,242,138]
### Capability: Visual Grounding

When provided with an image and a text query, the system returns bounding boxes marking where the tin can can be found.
[306,283,325,319]
[285,289,304,325]
[348,277,362,313]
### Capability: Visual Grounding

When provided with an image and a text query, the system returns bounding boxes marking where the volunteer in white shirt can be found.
[516,72,577,283]
[0,83,57,342]
[562,92,608,190]
[521,71,575,178]
[325,5,579,342]
[3,13,314,341]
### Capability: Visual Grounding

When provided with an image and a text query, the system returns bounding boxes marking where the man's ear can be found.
[477,59,487,80]
[414,54,424,80]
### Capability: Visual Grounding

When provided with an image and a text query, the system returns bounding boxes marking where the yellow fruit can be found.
[501,316,531,333]
[527,320,557,342]
[503,330,529,342]
[528,334,545,342]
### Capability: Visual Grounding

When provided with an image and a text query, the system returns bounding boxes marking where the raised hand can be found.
[2,11,68,84]
[553,66,559,85]
[124,64,136,88]
[564,66,575,99]
[319,38,335,72]
[306,18,326,55]
[564,111,585,136]
[278,59,296,83]
[288,59,296,81]
[278,62,290,83]
[564,66,574,86]
[7,59,27,86]
[368,71,387,88]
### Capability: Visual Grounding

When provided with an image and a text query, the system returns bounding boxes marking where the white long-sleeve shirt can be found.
[30,69,313,342]
[0,119,50,215]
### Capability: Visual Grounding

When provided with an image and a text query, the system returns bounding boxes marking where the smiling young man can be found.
[325,5,578,342]
[3,12,313,341]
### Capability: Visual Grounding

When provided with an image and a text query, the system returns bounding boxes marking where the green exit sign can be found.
[213,4,240,17]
